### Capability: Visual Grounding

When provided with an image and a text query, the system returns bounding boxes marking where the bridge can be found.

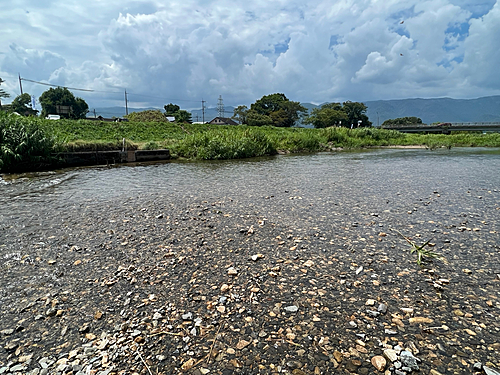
[380,122,500,134]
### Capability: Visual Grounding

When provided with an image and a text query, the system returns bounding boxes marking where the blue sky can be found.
[1,0,499,110]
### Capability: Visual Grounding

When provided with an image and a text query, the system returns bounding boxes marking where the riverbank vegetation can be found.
[1,112,500,172]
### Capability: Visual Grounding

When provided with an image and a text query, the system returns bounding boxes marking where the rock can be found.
[430,370,444,375]
[345,359,360,372]
[10,364,26,372]
[152,312,162,320]
[284,305,298,312]
[409,317,434,324]
[236,339,251,349]
[220,283,230,292]
[251,254,264,261]
[378,303,388,314]
[356,266,364,275]
[286,360,302,369]
[303,260,314,267]
[1,328,14,335]
[45,308,57,317]
[384,329,397,335]
[472,363,483,371]
[333,350,343,363]
[227,267,238,276]
[484,366,500,375]
[182,312,193,320]
[383,349,398,362]
[4,341,18,351]
[400,350,419,370]
[371,356,387,371]
[181,358,195,370]
[365,299,376,305]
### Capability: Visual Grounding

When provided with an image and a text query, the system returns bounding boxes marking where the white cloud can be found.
[0,0,499,108]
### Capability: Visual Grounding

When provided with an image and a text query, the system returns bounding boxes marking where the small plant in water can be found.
[393,229,440,266]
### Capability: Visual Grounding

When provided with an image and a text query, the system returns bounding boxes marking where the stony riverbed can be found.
[1,155,500,375]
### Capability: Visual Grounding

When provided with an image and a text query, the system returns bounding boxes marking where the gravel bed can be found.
[1,183,499,375]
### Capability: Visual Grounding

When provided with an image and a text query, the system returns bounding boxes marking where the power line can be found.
[20,76,201,103]
[20,78,95,92]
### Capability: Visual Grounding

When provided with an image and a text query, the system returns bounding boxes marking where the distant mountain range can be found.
[89,95,500,126]
[364,96,500,125]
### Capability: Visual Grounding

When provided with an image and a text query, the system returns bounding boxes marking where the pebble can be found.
[400,350,419,371]
[378,303,388,314]
[484,366,500,375]
[182,312,193,320]
[284,305,298,312]
[384,349,398,362]
[371,356,387,371]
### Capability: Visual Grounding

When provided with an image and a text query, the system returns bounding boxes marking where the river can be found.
[1,147,500,374]
[1,147,499,213]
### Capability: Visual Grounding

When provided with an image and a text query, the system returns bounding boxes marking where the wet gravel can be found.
[1,160,500,375]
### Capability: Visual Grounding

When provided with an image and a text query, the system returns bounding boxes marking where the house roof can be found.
[209,117,238,125]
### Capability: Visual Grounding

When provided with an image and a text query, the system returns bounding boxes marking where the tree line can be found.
[1,76,375,128]
[232,94,372,128]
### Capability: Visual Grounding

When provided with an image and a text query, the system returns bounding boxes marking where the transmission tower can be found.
[217,95,224,118]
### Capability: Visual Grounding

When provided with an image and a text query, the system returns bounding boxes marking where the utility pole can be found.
[18,74,23,95]
[125,89,128,116]
[201,99,206,124]
[94,109,97,118]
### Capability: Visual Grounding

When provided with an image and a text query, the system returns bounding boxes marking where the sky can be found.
[1,0,499,111]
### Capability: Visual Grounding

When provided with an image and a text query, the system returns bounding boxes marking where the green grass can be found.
[2,112,500,172]
[0,112,58,172]
[393,229,442,266]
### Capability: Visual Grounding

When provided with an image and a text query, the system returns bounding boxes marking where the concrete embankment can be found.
[55,149,171,166]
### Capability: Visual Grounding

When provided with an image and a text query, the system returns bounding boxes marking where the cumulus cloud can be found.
[0,0,499,108]
[2,44,66,78]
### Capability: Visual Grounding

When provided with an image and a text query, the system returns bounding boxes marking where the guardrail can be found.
[381,122,500,133]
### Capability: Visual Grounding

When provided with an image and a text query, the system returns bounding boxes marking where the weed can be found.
[393,229,441,266]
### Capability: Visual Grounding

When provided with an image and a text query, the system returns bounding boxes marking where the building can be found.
[209,117,238,125]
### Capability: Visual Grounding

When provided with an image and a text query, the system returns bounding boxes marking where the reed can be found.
[173,128,276,160]
[0,113,57,172]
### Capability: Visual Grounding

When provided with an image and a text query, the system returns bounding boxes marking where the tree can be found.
[0,78,10,109]
[304,103,348,128]
[10,93,38,116]
[39,87,88,119]
[175,109,192,123]
[164,103,192,123]
[232,105,249,124]
[246,111,272,127]
[382,117,422,126]
[164,103,180,116]
[249,93,307,127]
[342,101,372,127]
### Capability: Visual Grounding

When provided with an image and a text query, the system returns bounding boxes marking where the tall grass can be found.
[173,128,276,160]
[0,113,57,172]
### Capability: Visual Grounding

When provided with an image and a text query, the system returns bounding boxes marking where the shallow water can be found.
[1,147,500,223]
